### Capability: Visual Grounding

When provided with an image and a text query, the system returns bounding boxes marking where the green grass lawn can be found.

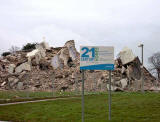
[0,91,100,100]
[0,91,102,104]
[0,91,77,99]
[0,92,160,122]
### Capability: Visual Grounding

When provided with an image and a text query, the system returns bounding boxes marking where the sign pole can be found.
[82,70,85,122]
[108,70,111,120]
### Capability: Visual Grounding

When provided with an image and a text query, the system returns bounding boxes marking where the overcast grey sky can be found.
[0,0,160,67]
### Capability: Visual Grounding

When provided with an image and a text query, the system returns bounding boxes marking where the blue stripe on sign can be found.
[80,64,114,70]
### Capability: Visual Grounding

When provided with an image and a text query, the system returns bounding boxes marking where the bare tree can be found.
[149,52,160,80]
[9,46,20,54]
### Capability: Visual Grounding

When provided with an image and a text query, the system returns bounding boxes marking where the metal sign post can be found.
[108,70,112,120]
[81,70,85,122]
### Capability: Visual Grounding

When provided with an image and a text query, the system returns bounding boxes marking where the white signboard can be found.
[80,46,114,70]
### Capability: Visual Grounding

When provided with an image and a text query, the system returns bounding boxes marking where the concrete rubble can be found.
[120,78,128,89]
[8,64,16,74]
[15,62,31,73]
[119,47,136,65]
[0,40,158,92]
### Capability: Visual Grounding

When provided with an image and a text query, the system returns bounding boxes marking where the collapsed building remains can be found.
[0,40,158,92]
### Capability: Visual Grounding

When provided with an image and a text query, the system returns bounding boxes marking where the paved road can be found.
[0,97,80,106]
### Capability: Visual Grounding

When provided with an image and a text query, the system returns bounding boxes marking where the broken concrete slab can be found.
[38,47,46,58]
[26,46,46,66]
[68,46,77,60]
[17,82,24,90]
[26,49,39,58]
[8,77,15,82]
[119,47,136,65]
[71,72,76,79]
[8,64,16,74]
[15,62,31,73]
[10,78,19,87]
[65,40,77,60]
[59,47,70,66]
[120,78,128,89]
[1,82,6,87]
[107,84,123,91]
[126,58,141,80]
[51,54,63,69]
[121,66,126,74]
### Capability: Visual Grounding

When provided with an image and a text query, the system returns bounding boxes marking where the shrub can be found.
[1,52,11,57]
[22,43,37,51]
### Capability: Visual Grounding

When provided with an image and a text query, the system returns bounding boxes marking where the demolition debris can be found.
[0,40,158,92]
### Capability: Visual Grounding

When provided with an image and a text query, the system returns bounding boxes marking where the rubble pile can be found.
[0,40,157,92]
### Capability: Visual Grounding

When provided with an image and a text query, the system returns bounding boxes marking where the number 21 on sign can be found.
[81,47,95,58]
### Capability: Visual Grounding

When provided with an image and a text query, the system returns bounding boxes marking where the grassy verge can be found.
[0,91,103,104]
[0,92,160,122]
[0,91,78,99]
